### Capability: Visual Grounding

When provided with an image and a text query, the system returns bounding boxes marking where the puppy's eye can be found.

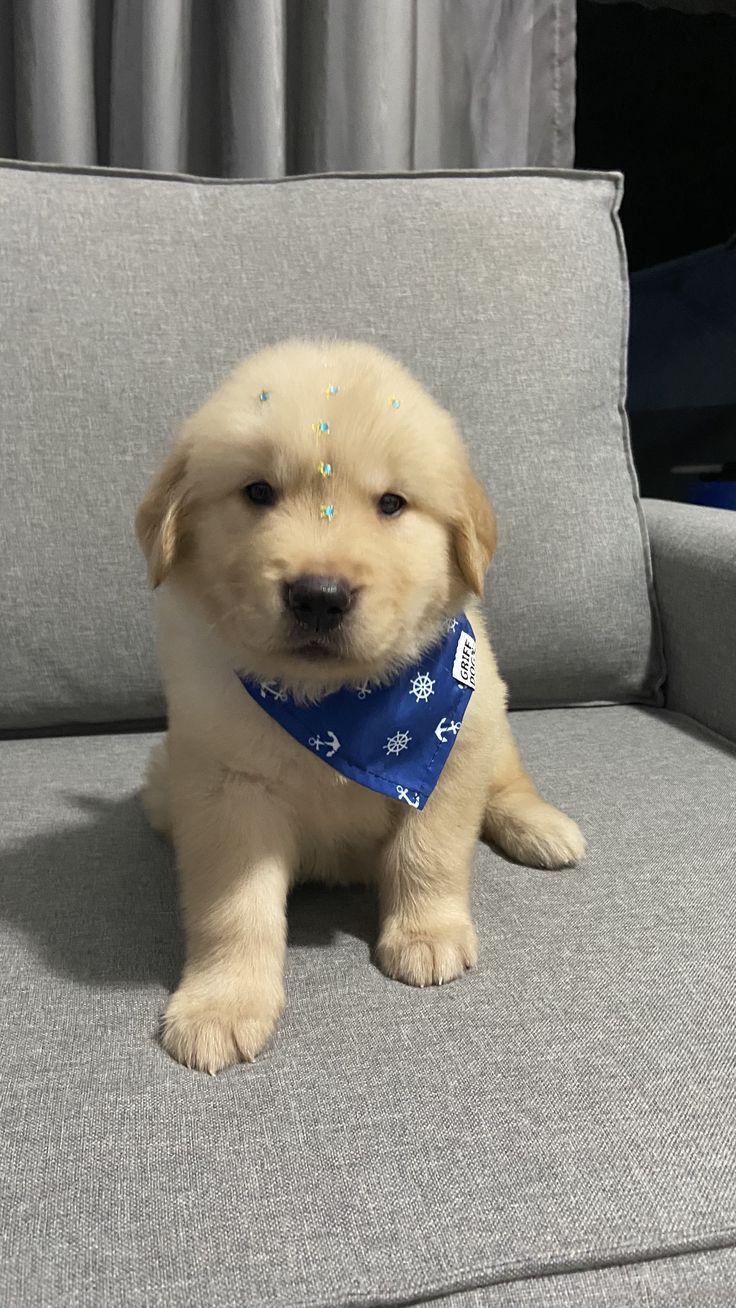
[244,481,277,507]
[377,493,406,517]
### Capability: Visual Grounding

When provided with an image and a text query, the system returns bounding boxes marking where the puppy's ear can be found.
[135,441,190,588]
[452,467,497,595]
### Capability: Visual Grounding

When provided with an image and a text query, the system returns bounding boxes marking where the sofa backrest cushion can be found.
[0,163,663,727]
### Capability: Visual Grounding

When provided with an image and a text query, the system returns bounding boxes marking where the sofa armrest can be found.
[644,498,736,741]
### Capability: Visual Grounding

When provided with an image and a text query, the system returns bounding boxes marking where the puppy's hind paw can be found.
[484,796,586,870]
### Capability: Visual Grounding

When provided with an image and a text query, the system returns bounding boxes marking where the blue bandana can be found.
[238,616,476,810]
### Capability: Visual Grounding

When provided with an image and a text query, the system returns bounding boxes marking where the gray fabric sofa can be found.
[1,161,735,1307]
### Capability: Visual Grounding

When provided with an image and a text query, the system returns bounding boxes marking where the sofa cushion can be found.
[0,162,662,728]
[1,707,733,1306]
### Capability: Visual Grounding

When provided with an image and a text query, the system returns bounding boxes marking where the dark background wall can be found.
[575,0,736,272]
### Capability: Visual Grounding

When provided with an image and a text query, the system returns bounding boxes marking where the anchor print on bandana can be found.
[259,680,288,703]
[308,730,341,759]
[435,717,461,744]
[396,786,421,808]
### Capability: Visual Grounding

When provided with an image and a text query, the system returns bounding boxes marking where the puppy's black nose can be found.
[287,575,352,633]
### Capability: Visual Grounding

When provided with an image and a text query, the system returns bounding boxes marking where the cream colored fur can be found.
[136,340,585,1073]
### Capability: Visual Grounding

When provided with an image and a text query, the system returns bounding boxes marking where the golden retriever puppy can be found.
[136,339,584,1073]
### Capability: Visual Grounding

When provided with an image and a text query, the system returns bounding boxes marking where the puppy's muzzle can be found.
[286,575,353,634]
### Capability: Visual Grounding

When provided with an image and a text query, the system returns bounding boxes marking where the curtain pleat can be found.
[14,0,97,164]
[110,0,191,173]
[414,0,540,169]
[223,0,286,178]
[295,0,416,174]
[0,0,576,176]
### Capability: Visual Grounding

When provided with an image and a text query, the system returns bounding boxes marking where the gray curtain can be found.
[1,0,576,177]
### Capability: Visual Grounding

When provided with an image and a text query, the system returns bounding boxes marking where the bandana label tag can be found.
[452,631,476,689]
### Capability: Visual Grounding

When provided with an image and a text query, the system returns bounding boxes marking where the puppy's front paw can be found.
[161,985,280,1073]
[376,918,478,988]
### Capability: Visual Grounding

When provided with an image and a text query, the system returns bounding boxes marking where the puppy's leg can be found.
[163,756,294,1073]
[482,732,585,869]
[141,737,172,840]
[376,807,478,988]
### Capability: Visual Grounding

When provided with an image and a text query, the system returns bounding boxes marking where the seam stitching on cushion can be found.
[609,177,668,709]
[318,1229,736,1308]
[652,706,736,755]
[0,156,622,187]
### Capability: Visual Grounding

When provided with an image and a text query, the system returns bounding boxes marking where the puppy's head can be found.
[136,340,495,694]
